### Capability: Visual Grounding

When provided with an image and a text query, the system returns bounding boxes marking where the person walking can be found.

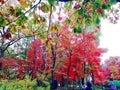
[84,82,92,90]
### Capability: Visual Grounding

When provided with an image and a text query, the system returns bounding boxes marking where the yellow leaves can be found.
[5,17,10,23]
[49,24,60,34]
[68,9,75,18]
[50,24,58,32]
[21,24,26,29]
[110,65,119,76]
[21,3,29,9]
[0,10,7,15]
[33,13,39,19]
[22,28,32,35]
[36,19,41,24]
[18,80,25,86]
[39,16,46,22]
[18,0,29,9]
[0,79,9,86]
[10,25,17,33]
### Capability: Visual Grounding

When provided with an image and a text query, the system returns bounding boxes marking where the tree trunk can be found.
[51,45,56,90]
[66,50,72,90]
[0,63,2,70]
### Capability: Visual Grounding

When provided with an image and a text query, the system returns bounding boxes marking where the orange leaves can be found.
[17,0,29,9]
[33,13,39,19]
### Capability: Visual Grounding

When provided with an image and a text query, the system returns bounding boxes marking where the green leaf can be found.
[77,7,86,15]
[16,20,22,26]
[15,8,22,14]
[0,20,6,26]
[48,0,54,5]
[0,16,6,26]
[73,27,82,34]
[110,0,116,4]
[41,3,50,13]
[33,19,37,24]
[106,4,111,10]
[38,33,46,39]
[64,19,72,25]
[85,66,90,69]
[95,0,101,3]
[19,52,27,59]
[93,2,101,8]
[102,4,107,9]
[96,18,100,25]
[85,19,91,26]
[64,2,73,10]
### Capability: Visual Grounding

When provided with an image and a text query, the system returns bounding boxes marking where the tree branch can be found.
[47,4,53,40]
[3,35,31,52]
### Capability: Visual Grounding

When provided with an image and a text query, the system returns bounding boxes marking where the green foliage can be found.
[16,14,28,26]
[15,8,22,15]
[64,2,73,10]
[18,52,27,59]
[93,2,101,8]
[0,75,50,90]
[41,2,50,13]
[110,0,116,4]
[96,18,101,25]
[102,4,108,10]
[0,16,6,26]
[73,27,82,34]
[77,7,87,16]
[48,0,54,5]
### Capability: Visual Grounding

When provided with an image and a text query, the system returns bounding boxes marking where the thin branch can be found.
[0,30,2,37]
[47,4,53,40]
[4,37,22,51]
[3,35,31,52]
[2,27,5,34]
[24,0,41,15]
[6,49,10,55]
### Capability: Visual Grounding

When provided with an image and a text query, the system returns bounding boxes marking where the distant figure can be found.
[85,82,92,90]
[110,83,116,90]
[53,79,58,90]
[109,78,116,90]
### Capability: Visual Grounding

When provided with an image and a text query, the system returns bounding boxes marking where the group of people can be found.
[82,81,116,90]
[36,76,117,90]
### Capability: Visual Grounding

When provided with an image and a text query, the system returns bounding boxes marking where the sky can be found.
[99,18,120,62]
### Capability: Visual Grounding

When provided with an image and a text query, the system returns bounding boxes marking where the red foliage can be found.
[54,32,106,83]
[96,8,103,13]
[0,30,106,83]
[74,4,81,9]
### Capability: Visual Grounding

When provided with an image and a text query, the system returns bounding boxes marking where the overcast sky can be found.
[99,18,120,62]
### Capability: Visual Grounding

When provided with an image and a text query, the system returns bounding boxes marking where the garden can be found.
[0,0,120,90]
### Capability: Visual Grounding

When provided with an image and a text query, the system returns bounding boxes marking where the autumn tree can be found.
[103,56,120,80]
